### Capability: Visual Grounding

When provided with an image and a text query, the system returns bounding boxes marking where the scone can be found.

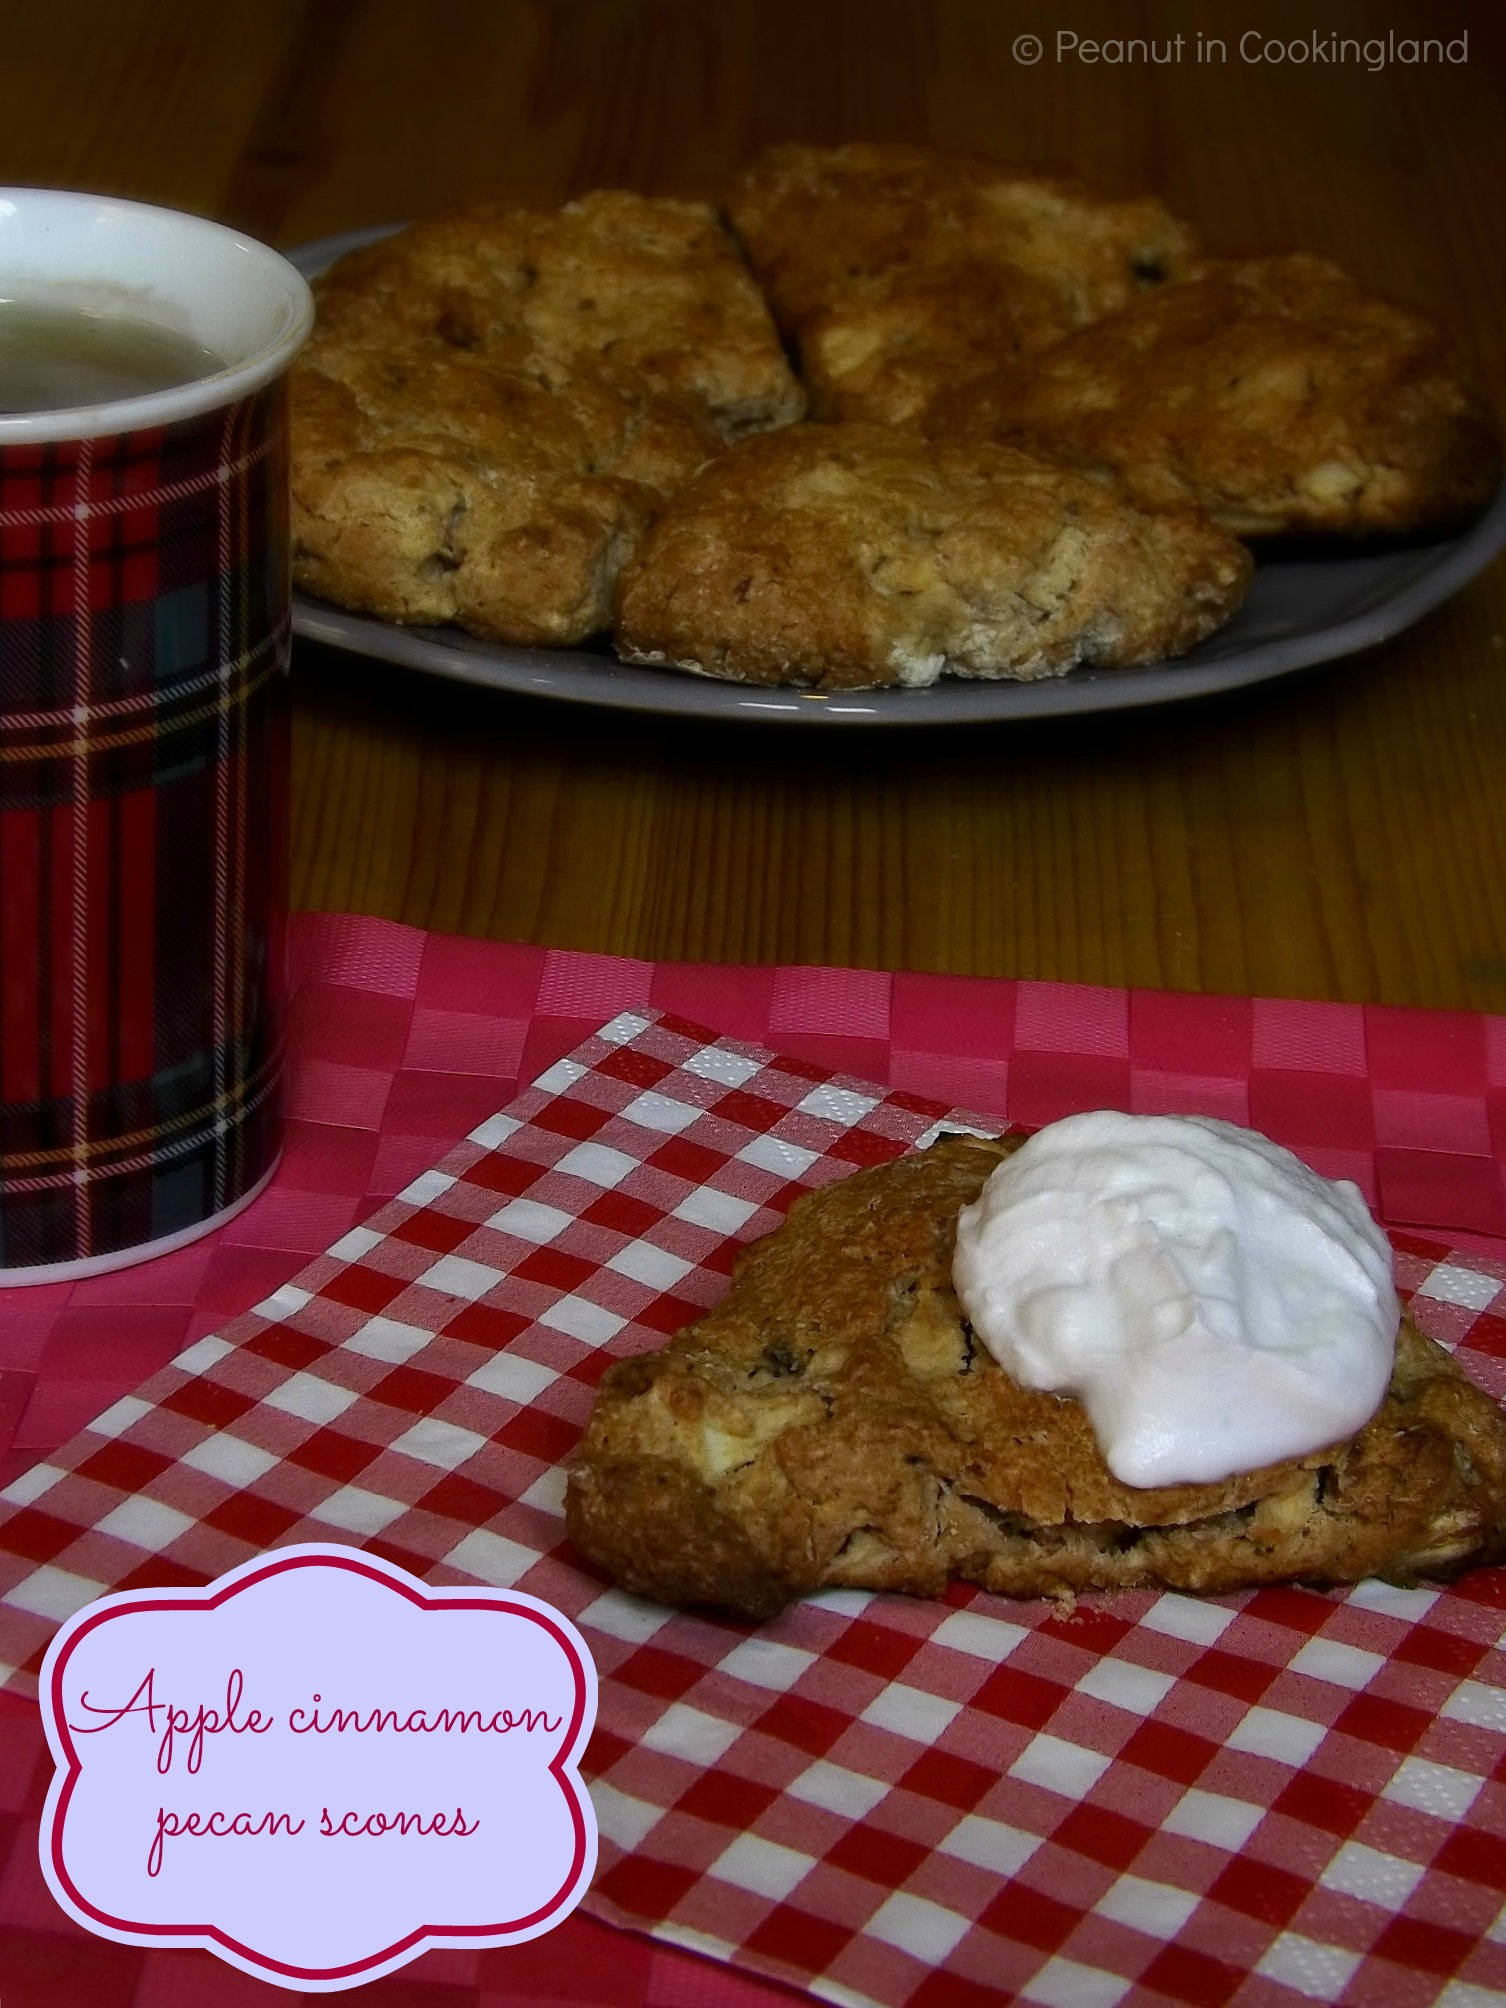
[291,193,804,646]
[928,254,1504,538]
[613,424,1252,689]
[729,142,1199,424]
[566,1137,1506,1619]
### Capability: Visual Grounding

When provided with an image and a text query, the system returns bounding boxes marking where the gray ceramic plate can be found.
[288,227,1506,728]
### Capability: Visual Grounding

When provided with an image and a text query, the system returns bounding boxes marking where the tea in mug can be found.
[0,300,225,414]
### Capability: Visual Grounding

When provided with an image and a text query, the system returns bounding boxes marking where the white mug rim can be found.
[0,186,314,444]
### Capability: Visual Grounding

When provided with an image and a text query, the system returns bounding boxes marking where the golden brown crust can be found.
[566,1136,1506,1618]
[927,254,1504,538]
[729,142,1199,424]
[613,423,1251,689]
[291,346,718,646]
[291,193,803,645]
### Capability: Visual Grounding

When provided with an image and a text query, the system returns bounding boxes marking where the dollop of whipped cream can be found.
[951,1111,1399,1489]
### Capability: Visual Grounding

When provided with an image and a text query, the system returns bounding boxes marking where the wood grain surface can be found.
[4,0,1505,1008]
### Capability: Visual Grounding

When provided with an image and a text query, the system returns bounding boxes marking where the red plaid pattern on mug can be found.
[2,1006,1506,2006]
[0,390,289,1268]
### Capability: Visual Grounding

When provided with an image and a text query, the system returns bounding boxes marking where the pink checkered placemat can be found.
[3,1005,1506,2008]
[5,914,1505,1506]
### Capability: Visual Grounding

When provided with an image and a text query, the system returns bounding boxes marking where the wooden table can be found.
[7,0,1505,1010]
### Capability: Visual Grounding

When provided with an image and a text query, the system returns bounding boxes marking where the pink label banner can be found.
[36,1545,597,1990]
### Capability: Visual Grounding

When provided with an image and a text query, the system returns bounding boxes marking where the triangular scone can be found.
[292,193,803,646]
[927,255,1503,538]
[729,142,1200,425]
[566,1136,1506,1618]
[613,425,1251,691]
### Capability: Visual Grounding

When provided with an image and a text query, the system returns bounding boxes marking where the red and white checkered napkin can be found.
[4,1008,1506,2008]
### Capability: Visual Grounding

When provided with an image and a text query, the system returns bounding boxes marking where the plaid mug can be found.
[0,191,313,1281]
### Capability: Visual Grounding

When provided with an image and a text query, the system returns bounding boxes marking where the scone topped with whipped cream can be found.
[292,192,803,646]
[614,424,1251,690]
[566,1125,1506,1618]
[951,1112,1400,1488]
